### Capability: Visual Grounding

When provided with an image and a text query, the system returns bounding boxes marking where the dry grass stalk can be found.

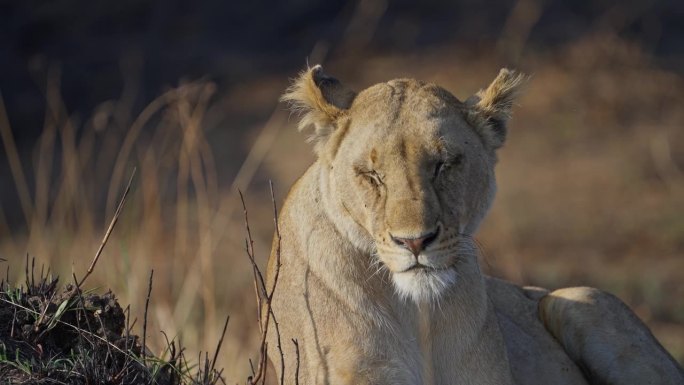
[143,269,154,362]
[242,183,297,385]
[0,93,33,225]
[78,168,136,288]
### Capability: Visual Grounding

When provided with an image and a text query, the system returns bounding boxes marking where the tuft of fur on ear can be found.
[465,68,528,149]
[281,65,356,154]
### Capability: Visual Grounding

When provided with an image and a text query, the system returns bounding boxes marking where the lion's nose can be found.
[390,228,440,257]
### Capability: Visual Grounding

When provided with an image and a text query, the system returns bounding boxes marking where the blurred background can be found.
[1,0,683,380]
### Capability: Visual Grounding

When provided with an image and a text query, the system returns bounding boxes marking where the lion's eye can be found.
[361,170,383,187]
[434,161,446,179]
[434,154,463,179]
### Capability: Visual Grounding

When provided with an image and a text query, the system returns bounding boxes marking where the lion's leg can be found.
[539,287,683,384]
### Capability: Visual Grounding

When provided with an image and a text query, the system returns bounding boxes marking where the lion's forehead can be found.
[343,115,472,164]
[350,80,463,124]
[380,135,444,164]
[336,79,482,168]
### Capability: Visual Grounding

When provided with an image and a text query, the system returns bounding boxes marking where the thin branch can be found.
[24,254,29,292]
[270,309,285,385]
[71,272,93,335]
[96,315,114,363]
[245,183,285,385]
[210,315,230,374]
[78,168,136,288]
[268,180,282,302]
[142,269,154,362]
[123,304,132,368]
[249,358,256,378]
[269,181,286,385]
[260,344,269,385]
[239,189,268,298]
[239,189,266,333]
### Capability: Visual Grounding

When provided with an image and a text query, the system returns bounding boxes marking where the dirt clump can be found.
[0,275,179,385]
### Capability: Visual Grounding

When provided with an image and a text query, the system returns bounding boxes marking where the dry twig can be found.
[242,183,295,385]
[142,269,154,361]
[239,189,267,328]
[78,168,136,288]
[210,315,230,374]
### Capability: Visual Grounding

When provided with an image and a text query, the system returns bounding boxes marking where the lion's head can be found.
[283,66,526,303]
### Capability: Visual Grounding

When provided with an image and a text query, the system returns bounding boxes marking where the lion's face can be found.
[326,81,497,301]
[283,66,525,302]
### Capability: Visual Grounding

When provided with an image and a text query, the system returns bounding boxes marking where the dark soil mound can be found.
[0,269,218,385]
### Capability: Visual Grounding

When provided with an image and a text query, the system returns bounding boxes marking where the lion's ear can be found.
[281,65,356,154]
[465,68,528,149]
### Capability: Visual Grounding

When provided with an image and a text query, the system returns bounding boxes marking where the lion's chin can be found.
[392,268,456,303]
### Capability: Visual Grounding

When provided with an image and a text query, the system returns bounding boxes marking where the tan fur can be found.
[264,66,683,384]
[281,65,356,154]
[540,288,683,384]
[465,68,529,149]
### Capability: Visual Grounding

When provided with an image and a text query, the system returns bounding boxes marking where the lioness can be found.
[263,65,683,384]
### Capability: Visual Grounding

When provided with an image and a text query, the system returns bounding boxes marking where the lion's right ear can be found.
[281,65,356,154]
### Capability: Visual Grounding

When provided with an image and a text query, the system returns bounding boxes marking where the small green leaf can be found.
[46,299,70,330]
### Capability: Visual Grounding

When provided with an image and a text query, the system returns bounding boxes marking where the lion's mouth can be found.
[399,263,448,273]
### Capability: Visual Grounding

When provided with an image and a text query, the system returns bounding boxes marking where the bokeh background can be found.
[1,0,683,380]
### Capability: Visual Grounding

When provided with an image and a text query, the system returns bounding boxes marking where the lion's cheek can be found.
[354,190,387,240]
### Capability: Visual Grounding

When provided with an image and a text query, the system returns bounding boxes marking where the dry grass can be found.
[1,32,683,383]
[0,74,266,381]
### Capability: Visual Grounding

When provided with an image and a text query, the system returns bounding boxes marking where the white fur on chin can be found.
[392,268,457,303]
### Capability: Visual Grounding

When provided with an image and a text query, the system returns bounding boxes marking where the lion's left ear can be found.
[281,65,356,155]
[465,68,528,149]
